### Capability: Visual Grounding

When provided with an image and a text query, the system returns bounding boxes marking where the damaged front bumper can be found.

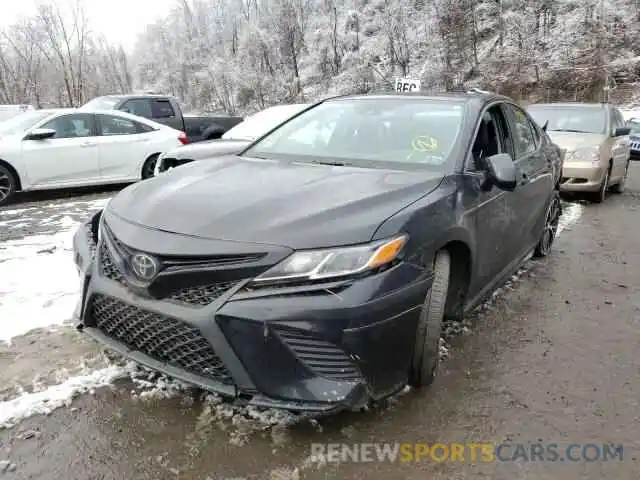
[72,215,429,413]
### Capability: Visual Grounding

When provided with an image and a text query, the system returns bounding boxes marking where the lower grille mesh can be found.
[89,294,233,384]
[99,242,126,285]
[275,328,361,381]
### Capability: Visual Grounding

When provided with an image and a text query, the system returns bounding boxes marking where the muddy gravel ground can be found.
[1,169,639,479]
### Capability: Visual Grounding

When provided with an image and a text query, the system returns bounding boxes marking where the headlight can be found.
[252,234,408,284]
[566,146,601,164]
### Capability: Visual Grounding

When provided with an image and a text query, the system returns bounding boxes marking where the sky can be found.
[1,0,177,51]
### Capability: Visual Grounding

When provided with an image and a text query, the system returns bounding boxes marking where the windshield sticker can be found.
[411,136,439,152]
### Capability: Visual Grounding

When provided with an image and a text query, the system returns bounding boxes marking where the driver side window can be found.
[40,114,94,139]
[469,105,510,171]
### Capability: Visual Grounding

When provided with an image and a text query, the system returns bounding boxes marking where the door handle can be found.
[81,142,97,148]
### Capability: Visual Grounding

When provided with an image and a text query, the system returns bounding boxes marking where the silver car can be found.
[527,102,631,203]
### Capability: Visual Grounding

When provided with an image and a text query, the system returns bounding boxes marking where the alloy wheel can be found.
[539,193,561,256]
[0,171,12,204]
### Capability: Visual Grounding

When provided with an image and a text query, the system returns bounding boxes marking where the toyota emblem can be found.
[130,253,159,280]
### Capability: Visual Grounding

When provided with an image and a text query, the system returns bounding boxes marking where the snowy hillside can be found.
[131,0,640,113]
[1,0,639,113]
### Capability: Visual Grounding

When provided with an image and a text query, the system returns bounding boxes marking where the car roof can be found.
[528,102,610,109]
[97,94,174,100]
[323,91,513,108]
[38,108,77,115]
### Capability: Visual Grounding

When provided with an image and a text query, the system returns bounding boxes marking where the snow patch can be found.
[557,202,583,235]
[0,217,82,344]
[0,363,137,429]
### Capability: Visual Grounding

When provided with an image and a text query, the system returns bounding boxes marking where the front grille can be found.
[85,224,97,259]
[169,281,238,306]
[631,141,640,150]
[275,328,361,381]
[99,241,126,285]
[97,239,239,306]
[89,294,233,384]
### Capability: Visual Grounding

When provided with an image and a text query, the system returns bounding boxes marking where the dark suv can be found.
[627,117,640,160]
[73,91,563,413]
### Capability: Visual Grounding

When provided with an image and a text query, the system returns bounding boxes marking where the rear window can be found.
[151,100,176,118]
[243,98,465,170]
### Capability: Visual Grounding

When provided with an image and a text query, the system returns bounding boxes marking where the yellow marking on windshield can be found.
[411,136,439,152]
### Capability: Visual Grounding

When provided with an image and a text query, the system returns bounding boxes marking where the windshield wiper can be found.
[310,160,348,166]
[549,128,591,133]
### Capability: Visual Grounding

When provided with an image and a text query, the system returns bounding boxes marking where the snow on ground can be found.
[0,216,81,344]
[0,197,584,433]
[0,197,111,344]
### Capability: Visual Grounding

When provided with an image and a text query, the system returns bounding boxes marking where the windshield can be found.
[242,98,465,169]
[0,111,55,135]
[81,96,119,110]
[626,118,640,135]
[222,104,310,140]
[527,106,607,134]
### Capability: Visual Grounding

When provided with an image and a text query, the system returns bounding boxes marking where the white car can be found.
[0,108,187,206]
[153,103,311,176]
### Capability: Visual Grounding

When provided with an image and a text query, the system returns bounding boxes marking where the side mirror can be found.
[485,153,517,191]
[24,128,56,140]
[614,127,630,137]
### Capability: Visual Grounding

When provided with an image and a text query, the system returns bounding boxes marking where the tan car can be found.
[527,102,631,203]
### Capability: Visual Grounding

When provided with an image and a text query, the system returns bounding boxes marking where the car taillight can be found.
[178,132,188,145]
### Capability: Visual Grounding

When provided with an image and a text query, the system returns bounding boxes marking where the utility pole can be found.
[600,0,609,103]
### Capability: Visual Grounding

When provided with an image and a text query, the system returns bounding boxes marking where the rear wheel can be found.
[0,164,17,207]
[408,250,451,388]
[141,154,159,180]
[611,160,630,194]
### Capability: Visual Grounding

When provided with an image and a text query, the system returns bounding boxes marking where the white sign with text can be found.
[394,78,421,92]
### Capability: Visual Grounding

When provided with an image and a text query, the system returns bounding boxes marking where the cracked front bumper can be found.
[72,220,430,413]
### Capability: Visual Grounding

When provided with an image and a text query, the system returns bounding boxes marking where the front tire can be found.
[533,190,561,258]
[0,164,17,207]
[591,167,610,203]
[408,250,451,388]
[611,160,630,194]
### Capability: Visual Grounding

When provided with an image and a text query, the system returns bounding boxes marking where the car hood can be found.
[107,156,444,249]
[546,131,606,151]
[166,139,251,160]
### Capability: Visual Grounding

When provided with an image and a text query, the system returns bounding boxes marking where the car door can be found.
[503,103,553,253]
[94,113,157,180]
[20,113,100,186]
[610,107,630,181]
[462,103,523,295]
